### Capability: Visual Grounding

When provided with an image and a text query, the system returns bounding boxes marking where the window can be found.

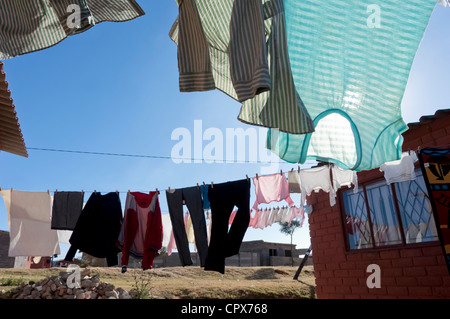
[342,169,439,251]
[285,250,292,257]
[269,249,277,256]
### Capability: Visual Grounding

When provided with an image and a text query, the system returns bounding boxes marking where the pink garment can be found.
[206,212,212,244]
[266,207,279,226]
[252,173,294,210]
[289,206,305,226]
[167,212,190,255]
[167,231,177,255]
[256,209,270,229]
[249,209,262,228]
[228,210,238,225]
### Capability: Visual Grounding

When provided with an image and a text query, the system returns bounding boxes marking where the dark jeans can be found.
[205,179,250,274]
[166,186,209,267]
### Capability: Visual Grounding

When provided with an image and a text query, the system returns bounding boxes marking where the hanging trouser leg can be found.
[166,189,193,266]
[182,187,209,267]
[205,179,250,274]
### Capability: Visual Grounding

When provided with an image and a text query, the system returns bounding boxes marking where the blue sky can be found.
[0,2,448,259]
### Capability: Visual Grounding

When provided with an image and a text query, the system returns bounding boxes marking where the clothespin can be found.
[94,190,97,194]
[256,173,259,180]
[116,190,119,195]
[203,181,206,186]
[127,189,130,194]
[297,166,300,173]
[156,188,159,194]
[280,169,283,175]
[211,181,214,189]
[197,183,199,189]
[246,174,249,181]
[47,189,50,194]
[81,189,84,195]
[291,168,293,172]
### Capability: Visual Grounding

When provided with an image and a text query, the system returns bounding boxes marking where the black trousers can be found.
[166,186,209,267]
[205,179,250,274]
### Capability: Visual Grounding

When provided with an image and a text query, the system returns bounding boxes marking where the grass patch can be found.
[0,266,316,299]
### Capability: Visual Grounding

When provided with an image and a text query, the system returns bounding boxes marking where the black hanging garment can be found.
[205,179,251,274]
[51,191,84,230]
[64,192,123,266]
[166,186,209,267]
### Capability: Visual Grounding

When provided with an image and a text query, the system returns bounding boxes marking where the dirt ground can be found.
[0,265,316,299]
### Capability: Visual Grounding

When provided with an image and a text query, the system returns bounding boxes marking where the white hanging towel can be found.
[330,165,359,205]
[8,190,60,257]
[332,165,358,193]
[379,151,418,184]
[161,213,173,248]
[299,165,334,206]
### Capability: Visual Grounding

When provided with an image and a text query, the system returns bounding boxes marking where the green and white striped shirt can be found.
[170,0,314,135]
[0,0,145,60]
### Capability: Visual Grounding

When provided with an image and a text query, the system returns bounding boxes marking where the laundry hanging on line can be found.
[252,172,294,210]
[6,190,60,257]
[117,191,163,272]
[0,161,402,273]
[379,150,419,185]
[169,0,314,135]
[0,0,145,60]
[51,191,84,231]
[166,186,209,268]
[247,204,306,231]
[205,179,251,274]
[266,0,438,171]
[64,191,123,267]
[0,164,358,259]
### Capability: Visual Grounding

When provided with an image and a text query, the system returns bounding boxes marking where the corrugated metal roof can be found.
[0,62,27,157]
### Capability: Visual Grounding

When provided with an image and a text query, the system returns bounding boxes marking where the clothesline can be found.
[0,145,431,199]
[21,145,431,194]
[11,145,433,198]
[0,167,303,195]
[26,147,305,165]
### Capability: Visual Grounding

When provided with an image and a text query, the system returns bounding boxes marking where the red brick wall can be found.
[308,110,450,299]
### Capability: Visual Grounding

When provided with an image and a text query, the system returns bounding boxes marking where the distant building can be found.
[238,240,312,267]
[55,241,311,268]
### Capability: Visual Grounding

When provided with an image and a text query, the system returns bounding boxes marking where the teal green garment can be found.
[267,0,438,171]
